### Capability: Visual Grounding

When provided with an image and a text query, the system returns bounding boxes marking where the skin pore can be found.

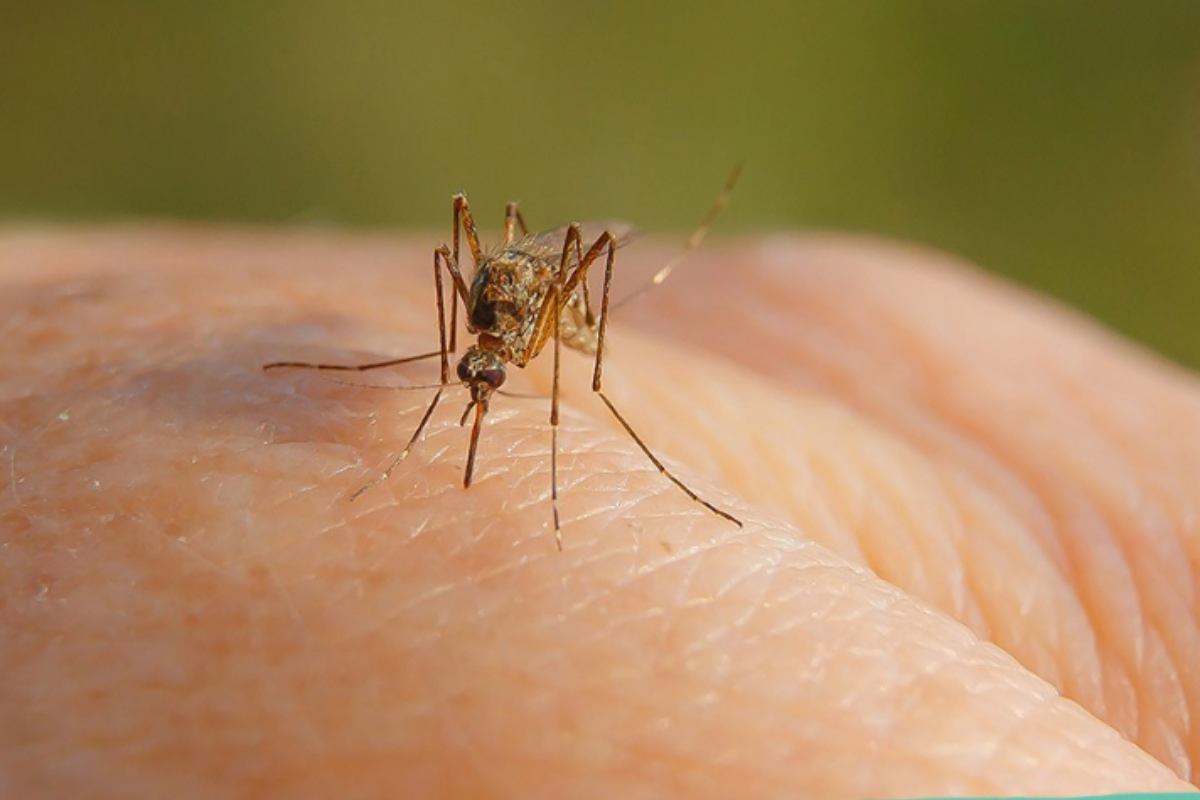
[0,227,1197,798]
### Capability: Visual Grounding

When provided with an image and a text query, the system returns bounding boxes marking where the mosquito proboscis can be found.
[264,166,744,548]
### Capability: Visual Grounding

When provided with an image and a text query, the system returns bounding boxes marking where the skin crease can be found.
[0,227,1197,799]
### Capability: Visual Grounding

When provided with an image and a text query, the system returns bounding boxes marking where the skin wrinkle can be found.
[843,422,952,612]
[1050,486,1149,733]
[919,402,1116,699]
[1038,365,1189,636]
[941,472,1080,697]
[1065,381,1200,750]
[604,316,1099,695]
[753,243,1078,566]
[625,235,1200,775]
[1144,624,1192,779]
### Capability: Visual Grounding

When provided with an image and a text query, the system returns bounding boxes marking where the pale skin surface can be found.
[0,226,1197,799]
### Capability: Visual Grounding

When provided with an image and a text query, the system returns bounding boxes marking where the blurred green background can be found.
[3,2,1199,367]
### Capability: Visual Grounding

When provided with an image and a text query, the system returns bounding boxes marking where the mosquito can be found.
[264,166,744,548]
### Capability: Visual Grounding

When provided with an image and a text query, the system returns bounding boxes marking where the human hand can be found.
[1,228,1195,797]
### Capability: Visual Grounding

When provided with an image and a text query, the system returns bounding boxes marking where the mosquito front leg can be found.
[449,194,485,348]
[262,351,443,373]
[503,201,529,246]
[586,233,743,528]
[432,247,450,384]
[346,246,453,502]
[261,241,461,376]
[436,244,472,353]
[349,387,445,502]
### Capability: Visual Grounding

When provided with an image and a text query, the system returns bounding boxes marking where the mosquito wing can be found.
[516,220,638,265]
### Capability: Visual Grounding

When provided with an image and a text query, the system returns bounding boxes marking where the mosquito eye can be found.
[479,367,506,389]
[456,360,471,382]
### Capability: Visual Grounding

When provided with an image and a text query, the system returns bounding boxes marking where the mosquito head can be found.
[456,345,506,403]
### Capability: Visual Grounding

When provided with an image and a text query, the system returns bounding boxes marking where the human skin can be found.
[0,227,1197,799]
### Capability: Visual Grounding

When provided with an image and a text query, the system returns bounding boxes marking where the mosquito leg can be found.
[348,248,452,502]
[611,164,742,312]
[556,223,582,279]
[510,227,583,546]
[432,247,450,384]
[436,244,470,354]
[449,193,484,350]
[550,280,563,549]
[511,227,611,370]
[350,389,444,502]
[588,234,743,528]
[522,223,583,362]
[591,239,616,392]
[262,351,442,372]
[568,233,596,326]
[503,202,529,246]
[560,230,615,299]
[265,241,460,376]
[452,194,484,266]
[595,393,741,527]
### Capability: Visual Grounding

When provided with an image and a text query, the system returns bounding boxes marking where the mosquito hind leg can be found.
[587,234,743,528]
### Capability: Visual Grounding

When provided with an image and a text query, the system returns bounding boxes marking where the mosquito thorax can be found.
[456,346,506,396]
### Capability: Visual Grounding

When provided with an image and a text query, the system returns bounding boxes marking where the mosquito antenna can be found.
[612,164,742,311]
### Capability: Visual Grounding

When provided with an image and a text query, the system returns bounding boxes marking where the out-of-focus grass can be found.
[3,2,1199,366]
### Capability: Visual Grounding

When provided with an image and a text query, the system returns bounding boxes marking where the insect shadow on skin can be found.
[264,166,745,549]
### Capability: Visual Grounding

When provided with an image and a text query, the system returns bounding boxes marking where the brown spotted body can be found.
[468,234,612,366]
[468,247,558,365]
[263,166,744,548]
